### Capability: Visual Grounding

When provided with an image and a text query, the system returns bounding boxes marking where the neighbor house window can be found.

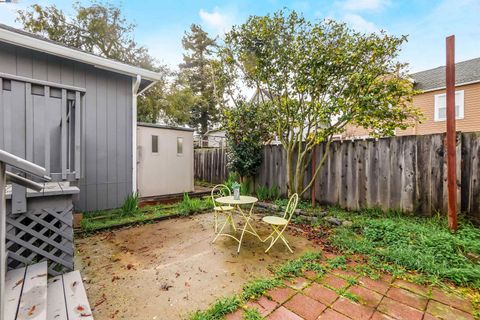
[434,90,464,122]
[177,137,183,155]
[152,135,158,153]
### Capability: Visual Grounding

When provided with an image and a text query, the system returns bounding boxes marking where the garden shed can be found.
[137,123,194,198]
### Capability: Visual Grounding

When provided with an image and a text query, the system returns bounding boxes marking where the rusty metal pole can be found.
[311,147,317,208]
[446,35,458,232]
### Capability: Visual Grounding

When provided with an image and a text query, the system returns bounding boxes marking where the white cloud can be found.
[342,0,390,11]
[343,13,379,33]
[199,7,233,35]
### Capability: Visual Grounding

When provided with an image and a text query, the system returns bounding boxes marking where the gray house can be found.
[0,23,163,212]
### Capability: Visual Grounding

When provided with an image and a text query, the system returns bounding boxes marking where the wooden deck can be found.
[4,262,93,320]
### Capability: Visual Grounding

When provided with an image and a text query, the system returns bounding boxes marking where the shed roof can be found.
[411,57,480,91]
[137,122,194,132]
[0,23,163,82]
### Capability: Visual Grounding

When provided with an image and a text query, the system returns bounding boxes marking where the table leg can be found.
[236,203,261,253]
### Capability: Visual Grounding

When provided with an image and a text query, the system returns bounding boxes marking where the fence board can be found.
[194,132,480,223]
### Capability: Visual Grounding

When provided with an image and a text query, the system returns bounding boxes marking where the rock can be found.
[299,215,316,222]
[256,202,279,211]
[316,211,328,217]
[342,220,353,227]
[325,217,342,226]
[294,209,303,215]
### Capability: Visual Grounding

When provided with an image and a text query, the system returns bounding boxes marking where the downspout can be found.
[132,75,141,194]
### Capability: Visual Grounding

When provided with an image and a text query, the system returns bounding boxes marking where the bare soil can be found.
[75,212,320,320]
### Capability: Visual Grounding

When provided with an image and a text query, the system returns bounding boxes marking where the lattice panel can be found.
[6,205,74,276]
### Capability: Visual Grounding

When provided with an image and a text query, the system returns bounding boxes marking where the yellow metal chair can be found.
[211,184,236,241]
[262,193,299,253]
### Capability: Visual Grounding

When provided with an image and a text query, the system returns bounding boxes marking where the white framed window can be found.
[434,90,464,122]
[151,135,158,153]
[177,137,184,155]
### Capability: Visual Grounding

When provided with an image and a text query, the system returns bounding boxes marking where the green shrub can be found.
[121,193,139,215]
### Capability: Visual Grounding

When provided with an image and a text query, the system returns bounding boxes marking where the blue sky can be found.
[0,0,479,73]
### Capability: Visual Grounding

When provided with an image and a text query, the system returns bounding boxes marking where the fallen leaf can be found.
[160,283,173,291]
[28,305,36,316]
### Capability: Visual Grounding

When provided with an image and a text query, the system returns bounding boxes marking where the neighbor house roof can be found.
[411,57,480,92]
[0,23,163,82]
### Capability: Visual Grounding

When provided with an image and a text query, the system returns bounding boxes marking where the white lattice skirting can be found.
[6,205,74,276]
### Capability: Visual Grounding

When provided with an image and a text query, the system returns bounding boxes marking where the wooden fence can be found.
[194,132,480,222]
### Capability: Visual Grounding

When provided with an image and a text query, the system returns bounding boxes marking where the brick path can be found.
[226,267,475,320]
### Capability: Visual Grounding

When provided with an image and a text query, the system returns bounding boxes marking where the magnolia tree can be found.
[216,10,422,196]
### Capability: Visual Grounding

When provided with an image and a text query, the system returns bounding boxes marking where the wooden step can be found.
[16,261,48,320]
[5,263,93,320]
[62,271,93,320]
[4,267,26,320]
[46,276,67,320]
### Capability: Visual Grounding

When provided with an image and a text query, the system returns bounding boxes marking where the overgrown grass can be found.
[329,208,480,288]
[80,196,212,232]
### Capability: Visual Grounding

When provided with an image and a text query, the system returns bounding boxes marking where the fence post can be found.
[446,35,458,232]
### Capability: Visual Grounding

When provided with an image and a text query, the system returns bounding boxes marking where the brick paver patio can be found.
[226,265,476,320]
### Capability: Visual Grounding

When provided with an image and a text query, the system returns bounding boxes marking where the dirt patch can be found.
[76,212,320,319]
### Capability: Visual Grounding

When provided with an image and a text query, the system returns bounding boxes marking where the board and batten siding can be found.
[0,41,133,212]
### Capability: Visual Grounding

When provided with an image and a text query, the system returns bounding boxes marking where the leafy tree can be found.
[223,100,274,182]
[218,10,422,196]
[16,2,174,123]
[180,24,220,134]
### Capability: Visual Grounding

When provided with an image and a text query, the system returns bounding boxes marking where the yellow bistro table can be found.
[214,195,262,253]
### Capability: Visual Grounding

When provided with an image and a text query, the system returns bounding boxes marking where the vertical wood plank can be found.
[44,86,51,175]
[75,92,81,179]
[0,77,3,149]
[25,83,33,162]
[61,89,67,180]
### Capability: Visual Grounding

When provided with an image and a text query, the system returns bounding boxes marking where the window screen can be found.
[152,135,159,153]
[177,137,184,155]
[434,91,464,121]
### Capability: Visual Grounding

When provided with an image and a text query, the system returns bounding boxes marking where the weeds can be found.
[242,278,282,300]
[191,296,240,320]
[121,193,139,215]
[244,308,264,320]
[275,252,323,278]
[178,193,204,216]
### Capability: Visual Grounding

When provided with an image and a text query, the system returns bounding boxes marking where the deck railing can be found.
[0,149,49,320]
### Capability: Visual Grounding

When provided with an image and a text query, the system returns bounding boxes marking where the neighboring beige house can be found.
[137,123,194,197]
[201,129,227,148]
[341,57,480,138]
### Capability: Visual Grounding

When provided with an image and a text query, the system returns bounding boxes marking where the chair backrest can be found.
[283,193,299,222]
[211,184,231,207]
